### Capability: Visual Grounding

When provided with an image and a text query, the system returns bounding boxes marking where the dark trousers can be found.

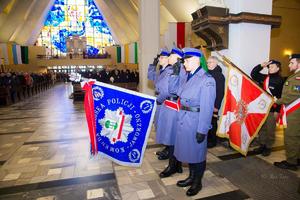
[190,161,206,177]
[258,113,276,148]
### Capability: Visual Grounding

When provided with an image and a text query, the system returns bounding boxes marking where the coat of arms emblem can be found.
[99,107,134,144]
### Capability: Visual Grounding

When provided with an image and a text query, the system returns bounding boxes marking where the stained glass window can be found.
[36,0,114,56]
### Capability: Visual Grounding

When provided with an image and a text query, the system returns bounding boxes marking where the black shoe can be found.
[253,145,266,154]
[156,146,169,156]
[177,165,195,187]
[158,151,170,160]
[157,146,170,160]
[274,161,298,171]
[186,177,202,196]
[159,157,182,178]
[262,148,271,157]
[176,161,183,173]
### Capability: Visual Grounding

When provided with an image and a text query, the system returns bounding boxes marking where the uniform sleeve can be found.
[215,73,225,109]
[147,64,156,81]
[156,70,172,103]
[197,77,216,134]
[276,77,284,98]
[276,80,300,105]
[156,92,169,104]
[250,64,266,84]
[168,65,183,95]
[168,75,180,95]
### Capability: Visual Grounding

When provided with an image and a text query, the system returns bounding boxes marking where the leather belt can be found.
[166,96,179,101]
[180,105,200,112]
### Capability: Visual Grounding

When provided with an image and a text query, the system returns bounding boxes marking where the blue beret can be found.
[170,47,183,57]
[159,48,170,56]
[182,47,202,58]
[290,54,300,59]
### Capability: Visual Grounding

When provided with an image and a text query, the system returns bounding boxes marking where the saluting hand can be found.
[153,55,159,66]
[261,61,272,68]
[172,60,181,75]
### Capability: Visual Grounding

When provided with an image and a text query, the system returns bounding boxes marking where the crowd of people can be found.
[148,47,300,196]
[0,72,65,105]
[0,67,139,106]
[80,68,139,84]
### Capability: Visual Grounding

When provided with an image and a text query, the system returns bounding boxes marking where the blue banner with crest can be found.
[86,81,156,167]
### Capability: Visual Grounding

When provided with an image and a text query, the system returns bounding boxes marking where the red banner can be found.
[217,66,274,155]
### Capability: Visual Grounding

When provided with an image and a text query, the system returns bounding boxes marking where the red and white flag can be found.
[277,98,300,128]
[217,66,274,155]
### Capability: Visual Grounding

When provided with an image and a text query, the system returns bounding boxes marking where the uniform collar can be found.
[190,66,201,75]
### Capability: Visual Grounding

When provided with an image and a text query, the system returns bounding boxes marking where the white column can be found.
[164,22,181,50]
[138,0,160,95]
[212,0,273,75]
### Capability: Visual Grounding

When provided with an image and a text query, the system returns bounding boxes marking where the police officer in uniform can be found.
[207,56,225,148]
[158,47,184,177]
[148,48,172,159]
[274,54,300,171]
[169,48,216,196]
[251,60,284,156]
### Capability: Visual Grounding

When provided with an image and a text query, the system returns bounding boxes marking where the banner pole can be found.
[215,51,274,99]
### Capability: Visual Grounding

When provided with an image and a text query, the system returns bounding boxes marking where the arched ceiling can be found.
[0,0,203,45]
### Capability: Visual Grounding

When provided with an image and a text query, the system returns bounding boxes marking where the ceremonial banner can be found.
[116,46,121,63]
[21,46,29,64]
[83,81,156,167]
[121,45,125,63]
[129,42,138,64]
[124,44,129,64]
[164,22,190,49]
[0,43,9,64]
[12,44,18,64]
[16,45,22,64]
[217,64,274,155]
[7,43,14,65]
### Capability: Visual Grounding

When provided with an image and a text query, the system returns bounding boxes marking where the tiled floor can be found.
[0,83,299,200]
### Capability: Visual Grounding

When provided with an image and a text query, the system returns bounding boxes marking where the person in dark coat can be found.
[119,69,127,83]
[111,69,121,83]
[207,56,225,148]
[125,69,131,82]
[100,68,111,83]
[251,60,284,156]
[134,70,139,85]
[128,70,135,82]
